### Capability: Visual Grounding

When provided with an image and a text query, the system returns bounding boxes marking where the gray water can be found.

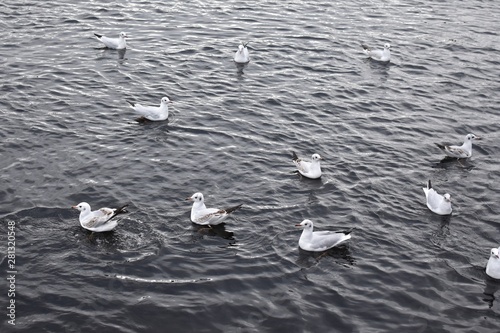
[1,0,500,332]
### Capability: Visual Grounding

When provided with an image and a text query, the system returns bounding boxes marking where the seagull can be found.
[295,219,354,252]
[72,202,128,232]
[362,43,391,62]
[126,97,172,122]
[234,42,250,63]
[292,151,322,179]
[94,32,128,49]
[186,192,242,225]
[422,180,452,215]
[435,133,482,159]
[486,247,500,279]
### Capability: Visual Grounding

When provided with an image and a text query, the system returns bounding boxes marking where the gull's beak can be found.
[185,197,193,201]
[295,224,302,227]
[475,136,482,140]
[71,205,78,209]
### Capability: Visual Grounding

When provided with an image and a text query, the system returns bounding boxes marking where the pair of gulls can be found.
[423,133,482,215]
[94,32,173,122]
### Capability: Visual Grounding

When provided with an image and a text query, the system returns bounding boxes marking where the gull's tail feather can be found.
[336,227,356,235]
[435,143,446,151]
[107,204,129,223]
[225,204,243,215]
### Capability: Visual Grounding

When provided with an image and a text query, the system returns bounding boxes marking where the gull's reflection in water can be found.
[296,245,355,268]
[483,275,500,308]
[191,223,235,240]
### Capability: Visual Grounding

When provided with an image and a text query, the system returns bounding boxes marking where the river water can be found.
[1,0,500,332]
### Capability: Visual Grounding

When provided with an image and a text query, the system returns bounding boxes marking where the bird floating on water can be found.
[292,151,322,179]
[72,202,128,232]
[486,246,500,279]
[234,42,250,63]
[435,133,481,159]
[362,43,391,62]
[94,32,128,49]
[127,97,172,122]
[295,219,354,252]
[186,192,242,225]
[422,180,452,215]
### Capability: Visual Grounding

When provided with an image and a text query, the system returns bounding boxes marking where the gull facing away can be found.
[127,97,172,122]
[422,180,452,215]
[72,202,128,232]
[186,192,242,225]
[94,32,128,49]
[234,42,250,63]
[486,247,500,279]
[362,43,391,62]
[435,133,482,159]
[295,219,354,252]
[292,151,322,179]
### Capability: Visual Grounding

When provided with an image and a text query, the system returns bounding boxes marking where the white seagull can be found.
[362,43,391,62]
[72,202,128,232]
[234,42,250,63]
[435,133,482,159]
[295,219,354,252]
[486,246,500,279]
[422,180,452,215]
[186,192,242,225]
[127,97,172,122]
[292,151,322,179]
[94,32,128,49]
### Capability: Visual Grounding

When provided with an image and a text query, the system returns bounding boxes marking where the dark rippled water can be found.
[1,0,500,332]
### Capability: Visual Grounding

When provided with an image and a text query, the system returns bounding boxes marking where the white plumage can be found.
[94,32,128,49]
[187,192,242,225]
[435,133,481,159]
[486,247,500,279]
[72,202,128,232]
[295,219,353,252]
[292,151,322,179]
[234,42,250,63]
[422,180,452,215]
[127,97,172,122]
[362,43,391,62]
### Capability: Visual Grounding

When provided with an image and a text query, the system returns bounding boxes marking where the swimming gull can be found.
[234,42,250,63]
[422,180,452,215]
[435,133,481,159]
[362,43,391,62]
[72,202,128,232]
[486,246,500,279]
[94,32,128,49]
[186,192,242,225]
[127,97,172,122]
[295,219,354,252]
[292,151,322,179]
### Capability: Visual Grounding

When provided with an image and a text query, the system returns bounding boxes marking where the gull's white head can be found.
[295,219,314,230]
[238,44,244,53]
[311,154,322,162]
[491,247,500,259]
[72,202,91,212]
[466,133,481,141]
[384,43,391,49]
[161,97,172,105]
[443,193,452,202]
[120,32,128,39]
[187,192,204,203]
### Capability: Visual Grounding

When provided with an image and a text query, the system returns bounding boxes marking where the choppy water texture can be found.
[1,0,500,332]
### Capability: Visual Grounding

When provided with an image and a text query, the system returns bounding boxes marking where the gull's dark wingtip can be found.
[435,143,446,150]
[94,33,103,39]
[126,100,135,107]
[291,151,299,162]
[225,204,243,215]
